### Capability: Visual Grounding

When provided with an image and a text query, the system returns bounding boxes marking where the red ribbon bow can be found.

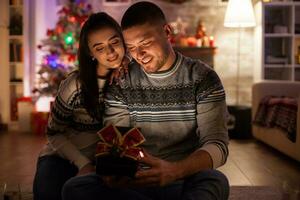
[96,124,145,160]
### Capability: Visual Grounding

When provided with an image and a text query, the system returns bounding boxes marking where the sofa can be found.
[252,81,300,162]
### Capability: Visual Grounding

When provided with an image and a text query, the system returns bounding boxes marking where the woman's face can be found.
[88,27,125,71]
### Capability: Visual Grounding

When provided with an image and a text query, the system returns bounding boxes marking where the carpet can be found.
[3,186,296,200]
[229,186,293,200]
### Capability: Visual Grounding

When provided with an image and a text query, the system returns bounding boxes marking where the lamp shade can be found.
[224,0,256,28]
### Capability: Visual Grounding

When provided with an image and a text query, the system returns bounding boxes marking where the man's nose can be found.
[136,46,145,61]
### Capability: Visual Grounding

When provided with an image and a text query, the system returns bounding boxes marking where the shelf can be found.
[296,5,300,34]
[265,33,293,37]
[264,64,293,68]
[264,67,292,80]
[9,61,23,65]
[9,35,23,40]
[263,2,294,6]
[10,80,23,85]
[264,4,292,34]
[8,0,24,122]
[295,68,300,81]
[9,5,22,8]
[295,64,300,68]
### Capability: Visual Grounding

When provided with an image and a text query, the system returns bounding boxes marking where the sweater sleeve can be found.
[195,70,229,168]
[46,75,91,169]
[104,83,131,127]
[47,134,91,169]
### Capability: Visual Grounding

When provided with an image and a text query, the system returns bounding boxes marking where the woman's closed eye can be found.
[96,47,105,52]
[110,39,120,45]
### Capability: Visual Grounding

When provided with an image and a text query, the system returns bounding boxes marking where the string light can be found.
[64,32,74,45]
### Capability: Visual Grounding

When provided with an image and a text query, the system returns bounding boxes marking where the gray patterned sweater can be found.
[39,72,105,169]
[104,53,229,168]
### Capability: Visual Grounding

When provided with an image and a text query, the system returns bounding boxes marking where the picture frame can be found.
[103,0,132,6]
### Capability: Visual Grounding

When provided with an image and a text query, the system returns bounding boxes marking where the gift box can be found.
[96,125,145,177]
[18,97,34,132]
[31,111,49,135]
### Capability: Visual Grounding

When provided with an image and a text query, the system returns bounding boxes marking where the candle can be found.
[209,36,215,47]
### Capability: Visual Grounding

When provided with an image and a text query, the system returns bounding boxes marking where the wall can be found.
[0,0,10,124]
[34,0,256,106]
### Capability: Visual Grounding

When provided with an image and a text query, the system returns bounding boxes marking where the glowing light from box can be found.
[36,96,54,112]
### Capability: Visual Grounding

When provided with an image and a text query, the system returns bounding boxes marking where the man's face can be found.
[123,23,172,73]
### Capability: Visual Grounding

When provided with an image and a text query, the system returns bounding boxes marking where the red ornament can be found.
[63,7,70,14]
[68,54,76,62]
[56,26,63,34]
[46,29,54,36]
[58,7,69,14]
[69,16,76,23]
[187,36,197,47]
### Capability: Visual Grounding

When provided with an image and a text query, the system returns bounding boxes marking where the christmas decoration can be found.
[96,124,146,177]
[33,0,92,98]
[195,20,206,39]
[31,111,49,135]
[169,17,188,46]
[170,17,216,48]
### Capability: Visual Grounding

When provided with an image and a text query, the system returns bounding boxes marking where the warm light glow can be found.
[139,151,144,158]
[36,96,54,112]
[224,0,256,28]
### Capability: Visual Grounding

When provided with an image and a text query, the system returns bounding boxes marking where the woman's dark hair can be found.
[78,12,123,121]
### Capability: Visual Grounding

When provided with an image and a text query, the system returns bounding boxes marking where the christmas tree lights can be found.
[33,0,92,98]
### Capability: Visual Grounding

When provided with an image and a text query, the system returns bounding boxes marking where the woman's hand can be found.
[109,56,130,85]
[76,163,95,176]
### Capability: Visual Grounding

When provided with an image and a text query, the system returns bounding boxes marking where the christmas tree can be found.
[33,0,92,98]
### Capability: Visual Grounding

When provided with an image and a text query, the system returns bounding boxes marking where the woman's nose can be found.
[106,45,115,54]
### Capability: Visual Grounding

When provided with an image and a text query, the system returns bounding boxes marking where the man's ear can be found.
[163,24,173,39]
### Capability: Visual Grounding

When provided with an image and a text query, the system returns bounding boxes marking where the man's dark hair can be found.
[121,1,167,30]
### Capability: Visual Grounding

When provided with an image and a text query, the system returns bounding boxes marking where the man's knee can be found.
[188,170,228,186]
[183,170,229,200]
[62,174,100,200]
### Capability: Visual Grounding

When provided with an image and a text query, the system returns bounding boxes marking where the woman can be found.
[33,12,126,200]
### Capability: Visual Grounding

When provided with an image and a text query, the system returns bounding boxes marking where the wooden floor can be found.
[0,131,299,194]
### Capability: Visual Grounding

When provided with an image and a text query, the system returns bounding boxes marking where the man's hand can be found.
[133,151,181,187]
[76,163,95,176]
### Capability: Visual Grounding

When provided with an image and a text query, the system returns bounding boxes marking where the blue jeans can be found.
[62,169,229,200]
[33,155,78,200]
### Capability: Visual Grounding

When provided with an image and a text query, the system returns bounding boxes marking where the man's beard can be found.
[155,44,171,71]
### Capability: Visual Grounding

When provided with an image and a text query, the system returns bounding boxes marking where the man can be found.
[62,2,229,200]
